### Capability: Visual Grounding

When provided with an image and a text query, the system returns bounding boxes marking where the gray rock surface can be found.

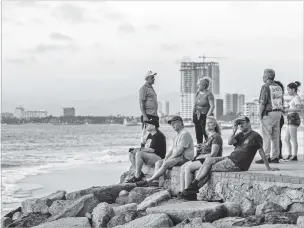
[137,190,171,211]
[12,212,22,221]
[264,212,301,224]
[128,187,162,204]
[256,202,285,215]
[31,217,91,228]
[212,217,246,228]
[222,202,241,217]
[241,198,256,217]
[289,203,304,213]
[297,216,304,225]
[21,198,51,214]
[2,217,13,228]
[114,213,173,228]
[66,183,135,203]
[3,207,22,219]
[146,201,225,223]
[91,202,114,228]
[48,200,73,216]
[41,190,66,202]
[7,213,51,228]
[241,225,301,228]
[107,211,137,227]
[49,194,99,221]
[113,203,137,216]
[174,217,216,228]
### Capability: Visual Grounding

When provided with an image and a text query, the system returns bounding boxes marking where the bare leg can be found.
[135,151,145,178]
[290,126,298,156]
[180,162,189,192]
[154,159,163,173]
[184,161,202,190]
[285,126,292,156]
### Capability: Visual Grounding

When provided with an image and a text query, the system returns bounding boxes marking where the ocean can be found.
[1,123,303,214]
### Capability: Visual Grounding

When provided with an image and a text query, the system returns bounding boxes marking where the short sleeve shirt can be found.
[289,95,301,111]
[228,131,263,171]
[139,83,158,116]
[259,82,283,111]
[145,131,166,159]
[172,128,194,160]
[201,133,223,157]
[194,91,214,114]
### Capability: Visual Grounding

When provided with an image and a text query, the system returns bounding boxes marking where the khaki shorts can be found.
[157,156,188,169]
[210,157,241,172]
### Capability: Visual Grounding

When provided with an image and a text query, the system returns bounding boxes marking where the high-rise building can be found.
[214,98,224,119]
[163,101,169,115]
[14,107,24,118]
[243,100,259,125]
[224,93,245,114]
[238,94,245,114]
[63,107,75,117]
[180,61,220,120]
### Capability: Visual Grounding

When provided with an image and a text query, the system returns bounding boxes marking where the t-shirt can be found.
[194,91,214,114]
[289,95,301,112]
[259,81,283,112]
[144,131,166,159]
[172,128,194,160]
[201,133,223,157]
[228,131,263,171]
[139,83,158,116]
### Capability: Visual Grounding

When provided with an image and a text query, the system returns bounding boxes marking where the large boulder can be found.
[31,217,91,228]
[212,217,246,228]
[91,202,114,228]
[241,198,256,217]
[137,190,171,211]
[3,207,22,219]
[2,217,13,228]
[41,190,66,202]
[21,198,51,214]
[146,201,225,223]
[49,194,99,221]
[222,202,241,217]
[115,190,129,205]
[7,213,51,228]
[174,218,216,228]
[232,215,265,227]
[66,184,135,203]
[12,212,22,221]
[107,211,137,227]
[264,212,301,224]
[114,213,173,228]
[48,200,73,216]
[256,202,285,215]
[289,203,304,213]
[113,203,137,216]
[297,216,304,225]
[128,187,162,204]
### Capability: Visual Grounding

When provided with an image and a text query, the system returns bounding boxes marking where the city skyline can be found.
[2,1,303,116]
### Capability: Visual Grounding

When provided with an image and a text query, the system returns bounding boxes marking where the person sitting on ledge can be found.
[179,116,279,200]
[136,116,194,187]
[126,119,166,183]
[179,116,223,194]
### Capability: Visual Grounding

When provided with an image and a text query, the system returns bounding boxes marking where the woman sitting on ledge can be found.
[179,116,222,194]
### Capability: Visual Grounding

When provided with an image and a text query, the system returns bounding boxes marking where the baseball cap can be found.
[145,70,157,79]
[235,116,250,124]
[168,116,183,124]
[144,119,159,128]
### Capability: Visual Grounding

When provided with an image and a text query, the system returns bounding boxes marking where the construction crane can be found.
[198,55,227,62]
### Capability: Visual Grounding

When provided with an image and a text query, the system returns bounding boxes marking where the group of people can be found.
[125,69,302,200]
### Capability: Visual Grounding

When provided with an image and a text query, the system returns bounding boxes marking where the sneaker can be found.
[269,158,279,163]
[284,155,292,160]
[184,181,199,193]
[278,155,283,160]
[289,156,298,161]
[178,190,197,201]
[255,158,270,164]
[126,176,142,183]
[136,180,148,187]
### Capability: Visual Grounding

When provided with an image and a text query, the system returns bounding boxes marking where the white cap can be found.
[145,70,157,79]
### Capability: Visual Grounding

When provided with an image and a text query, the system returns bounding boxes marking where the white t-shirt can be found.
[289,95,301,113]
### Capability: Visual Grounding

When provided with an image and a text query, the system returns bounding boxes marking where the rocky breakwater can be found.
[2,167,304,228]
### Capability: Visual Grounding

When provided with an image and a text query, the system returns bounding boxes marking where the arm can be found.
[169,146,185,159]
[258,86,267,120]
[207,99,215,116]
[140,100,148,121]
[258,148,279,171]
[228,123,238,145]
[285,104,302,113]
[164,149,173,160]
[196,144,220,159]
[140,147,155,153]
[259,104,265,120]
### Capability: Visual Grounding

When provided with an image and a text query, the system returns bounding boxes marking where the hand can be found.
[268,167,280,171]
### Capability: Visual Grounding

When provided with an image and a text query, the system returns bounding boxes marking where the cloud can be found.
[105,12,126,21]
[161,43,180,51]
[52,3,86,23]
[174,56,192,64]
[145,24,161,31]
[27,44,78,53]
[117,22,136,34]
[50,32,74,41]
[5,57,36,64]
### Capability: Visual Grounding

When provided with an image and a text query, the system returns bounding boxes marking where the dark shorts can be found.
[140,114,159,129]
[287,113,301,127]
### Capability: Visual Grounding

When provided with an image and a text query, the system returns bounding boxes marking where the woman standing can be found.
[193,77,215,147]
[179,116,222,194]
[284,81,302,161]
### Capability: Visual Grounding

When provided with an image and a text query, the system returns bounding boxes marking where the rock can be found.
[85,212,92,220]
[66,183,135,203]
[120,165,154,183]
[240,225,301,228]
[232,215,265,227]
[264,212,301,224]
[297,216,304,225]
[146,201,225,223]
[48,200,73,216]
[174,217,216,228]
[222,202,241,217]
[31,217,91,228]
[107,211,137,227]
[137,190,171,211]
[7,213,51,228]
[3,207,22,219]
[12,212,22,221]
[41,190,66,202]
[241,198,256,217]
[114,213,173,228]
[212,217,246,228]
[91,202,114,228]
[115,195,129,205]
[49,194,99,221]
[119,190,129,197]
[289,203,304,213]
[128,187,162,204]
[113,203,137,216]
[256,202,285,215]
[21,198,51,214]
[2,217,13,228]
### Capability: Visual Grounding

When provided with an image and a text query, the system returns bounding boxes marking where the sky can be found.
[2,1,303,116]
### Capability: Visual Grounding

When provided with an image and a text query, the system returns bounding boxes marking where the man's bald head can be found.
[263,69,275,82]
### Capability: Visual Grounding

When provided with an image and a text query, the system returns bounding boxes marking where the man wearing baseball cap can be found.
[136,115,194,187]
[126,118,166,183]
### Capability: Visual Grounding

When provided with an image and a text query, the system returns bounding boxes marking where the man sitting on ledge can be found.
[179,116,279,200]
[137,116,194,187]
[126,119,166,183]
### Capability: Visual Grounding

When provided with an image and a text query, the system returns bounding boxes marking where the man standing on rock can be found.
[136,116,194,187]
[126,119,166,183]
[255,69,284,164]
[179,116,279,200]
